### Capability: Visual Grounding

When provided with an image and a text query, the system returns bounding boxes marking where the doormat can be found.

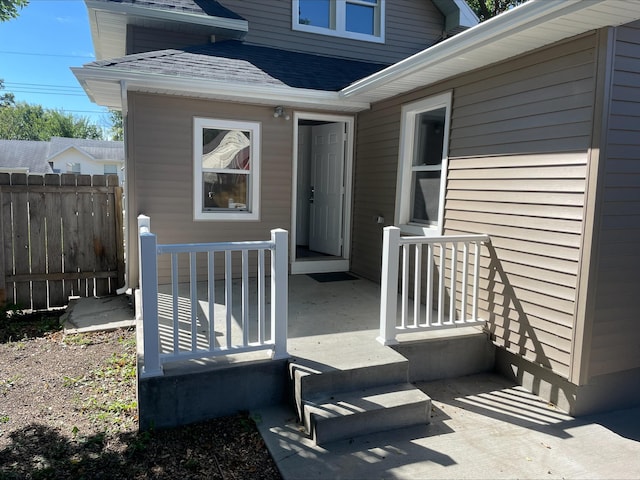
[307,272,359,283]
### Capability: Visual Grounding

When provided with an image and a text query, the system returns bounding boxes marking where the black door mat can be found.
[307,272,359,283]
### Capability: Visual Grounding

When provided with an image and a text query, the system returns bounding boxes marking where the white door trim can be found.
[291,112,354,274]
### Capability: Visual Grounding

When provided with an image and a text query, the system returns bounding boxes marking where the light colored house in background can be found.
[0,140,53,174]
[0,137,124,182]
[73,0,640,424]
[46,137,124,184]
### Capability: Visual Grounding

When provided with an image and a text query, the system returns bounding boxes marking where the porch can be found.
[136,215,494,436]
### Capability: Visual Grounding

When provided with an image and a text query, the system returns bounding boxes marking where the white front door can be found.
[309,123,345,256]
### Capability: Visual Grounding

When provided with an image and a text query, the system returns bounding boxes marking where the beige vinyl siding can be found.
[219,0,444,64]
[126,92,294,286]
[127,26,210,54]
[586,21,640,379]
[352,32,599,379]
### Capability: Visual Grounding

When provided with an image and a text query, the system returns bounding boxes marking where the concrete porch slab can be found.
[254,372,640,480]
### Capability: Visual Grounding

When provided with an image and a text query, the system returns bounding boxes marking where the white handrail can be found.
[378,226,490,345]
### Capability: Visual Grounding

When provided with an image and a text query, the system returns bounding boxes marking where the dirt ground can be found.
[0,310,282,479]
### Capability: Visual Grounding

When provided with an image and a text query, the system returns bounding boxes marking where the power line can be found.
[0,50,95,59]
[4,82,84,91]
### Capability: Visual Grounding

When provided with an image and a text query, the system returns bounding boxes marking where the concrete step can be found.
[303,382,431,445]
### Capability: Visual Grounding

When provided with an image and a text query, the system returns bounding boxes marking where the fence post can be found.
[138,215,163,377]
[270,228,288,359]
[378,226,400,345]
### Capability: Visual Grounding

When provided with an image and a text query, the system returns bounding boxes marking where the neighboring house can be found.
[46,137,125,184]
[74,0,640,417]
[0,140,53,174]
[0,137,124,182]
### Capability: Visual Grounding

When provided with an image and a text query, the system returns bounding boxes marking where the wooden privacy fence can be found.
[0,173,125,310]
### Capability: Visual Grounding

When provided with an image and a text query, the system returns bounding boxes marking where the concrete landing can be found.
[61,295,135,333]
[254,373,640,479]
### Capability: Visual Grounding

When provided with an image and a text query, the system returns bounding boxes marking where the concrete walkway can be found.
[255,373,640,479]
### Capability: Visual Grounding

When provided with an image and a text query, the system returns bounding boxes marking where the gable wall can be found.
[352,32,599,379]
[218,0,444,64]
[585,21,640,380]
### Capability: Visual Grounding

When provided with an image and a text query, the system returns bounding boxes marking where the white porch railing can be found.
[138,215,288,377]
[378,226,490,345]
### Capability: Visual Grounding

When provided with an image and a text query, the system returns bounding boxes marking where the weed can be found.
[1,375,21,395]
[0,415,9,423]
[62,375,86,388]
[63,334,93,346]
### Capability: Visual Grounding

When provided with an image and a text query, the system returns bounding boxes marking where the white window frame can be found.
[395,91,452,236]
[193,117,261,221]
[292,0,385,44]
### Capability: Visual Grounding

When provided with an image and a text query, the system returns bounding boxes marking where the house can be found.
[0,137,124,183]
[73,0,640,426]
[46,137,125,184]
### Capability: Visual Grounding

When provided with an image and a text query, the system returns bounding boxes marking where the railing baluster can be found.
[190,252,197,351]
[438,243,445,325]
[473,241,481,322]
[258,249,265,344]
[413,244,421,327]
[426,244,433,326]
[449,242,457,325]
[461,242,469,323]
[171,253,179,353]
[401,243,409,328]
[225,250,232,349]
[208,251,215,352]
[242,249,249,346]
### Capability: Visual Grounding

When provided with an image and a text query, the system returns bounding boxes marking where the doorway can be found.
[291,113,354,274]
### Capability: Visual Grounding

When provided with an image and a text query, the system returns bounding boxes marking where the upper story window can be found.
[104,164,118,175]
[193,117,261,221]
[395,92,452,236]
[293,0,385,44]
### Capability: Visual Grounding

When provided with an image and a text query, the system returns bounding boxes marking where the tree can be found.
[108,110,123,141]
[467,0,527,22]
[0,102,103,140]
[0,0,28,22]
[0,79,15,107]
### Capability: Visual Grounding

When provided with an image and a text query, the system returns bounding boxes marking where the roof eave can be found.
[341,0,640,103]
[72,66,371,113]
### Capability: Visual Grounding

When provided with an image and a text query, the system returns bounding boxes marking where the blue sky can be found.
[0,0,109,128]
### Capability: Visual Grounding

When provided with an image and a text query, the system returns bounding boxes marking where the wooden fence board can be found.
[77,175,95,297]
[44,174,65,307]
[0,173,10,306]
[28,175,48,310]
[0,173,124,310]
[11,174,31,309]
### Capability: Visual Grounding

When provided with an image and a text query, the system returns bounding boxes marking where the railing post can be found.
[138,215,163,377]
[270,228,288,359]
[378,226,400,345]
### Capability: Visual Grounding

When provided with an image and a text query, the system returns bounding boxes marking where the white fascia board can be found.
[453,0,479,28]
[85,0,248,32]
[341,0,608,98]
[73,66,370,112]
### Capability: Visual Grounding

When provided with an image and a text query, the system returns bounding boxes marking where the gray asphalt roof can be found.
[0,140,53,174]
[88,40,388,91]
[90,0,245,20]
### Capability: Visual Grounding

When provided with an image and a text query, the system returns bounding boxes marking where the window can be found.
[193,117,261,221]
[104,164,118,175]
[293,0,384,43]
[396,92,452,235]
[67,163,81,174]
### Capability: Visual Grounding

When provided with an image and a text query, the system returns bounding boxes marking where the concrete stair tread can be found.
[305,382,430,419]
[303,382,431,444]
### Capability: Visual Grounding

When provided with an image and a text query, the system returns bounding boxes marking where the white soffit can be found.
[341,0,640,104]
